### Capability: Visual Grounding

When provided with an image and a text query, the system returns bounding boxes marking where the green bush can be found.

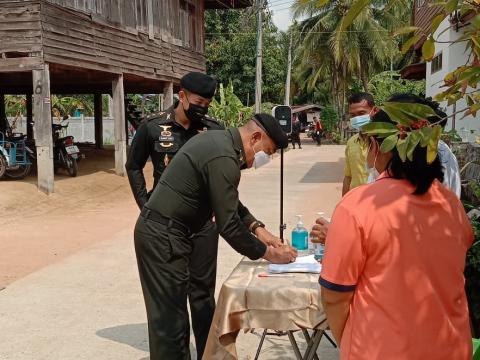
[209,83,253,128]
[321,105,339,133]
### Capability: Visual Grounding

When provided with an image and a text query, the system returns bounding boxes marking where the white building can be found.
[426,17,480,143]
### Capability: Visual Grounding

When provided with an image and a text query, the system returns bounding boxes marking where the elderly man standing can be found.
[134,113,297,360]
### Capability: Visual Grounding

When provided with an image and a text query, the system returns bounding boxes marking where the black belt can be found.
[141,207,191,236]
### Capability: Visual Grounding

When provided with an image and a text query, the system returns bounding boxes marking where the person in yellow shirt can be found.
[342,93,377,196]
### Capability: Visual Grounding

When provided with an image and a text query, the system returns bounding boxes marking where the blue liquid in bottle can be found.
[291,215,308,250]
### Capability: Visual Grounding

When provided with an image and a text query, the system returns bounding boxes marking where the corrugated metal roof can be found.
[291,104,323,113]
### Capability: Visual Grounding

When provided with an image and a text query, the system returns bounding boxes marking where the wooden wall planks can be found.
[42,0,205,80]
[0,0,213,85]
[0,1,42,55]
[413,0,444,48]
[43,0,204,52]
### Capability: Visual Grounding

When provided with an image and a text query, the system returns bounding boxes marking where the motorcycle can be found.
[307,123,323,145]
[52,120,80,177]
[307,123,316,140]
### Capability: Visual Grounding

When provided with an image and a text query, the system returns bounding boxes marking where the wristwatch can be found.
[251,220,265,234]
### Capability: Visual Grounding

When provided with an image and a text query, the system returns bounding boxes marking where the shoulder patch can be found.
[145,111,175,125]
[143,112,163,122]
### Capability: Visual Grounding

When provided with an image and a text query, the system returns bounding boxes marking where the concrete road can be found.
[0,141,344,360]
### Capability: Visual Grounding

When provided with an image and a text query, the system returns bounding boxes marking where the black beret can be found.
[253,113,289,149]
[180,72,217,99]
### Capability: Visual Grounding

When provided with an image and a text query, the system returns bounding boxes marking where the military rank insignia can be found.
[159,125,174,148]
[164,154,170,166]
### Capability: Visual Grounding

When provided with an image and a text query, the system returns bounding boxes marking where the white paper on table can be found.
[268,255,322,274]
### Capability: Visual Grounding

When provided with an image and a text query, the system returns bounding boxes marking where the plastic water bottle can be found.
[314,212,326,261]
[292,215,308,251]
[315,243,325,261]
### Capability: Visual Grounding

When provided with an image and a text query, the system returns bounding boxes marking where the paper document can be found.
[268,255,322,274]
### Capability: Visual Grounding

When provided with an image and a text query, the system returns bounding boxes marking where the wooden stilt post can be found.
[112,74,126,176]
[26,94,33,140]
[94,93,103,149]
[0,94,6,135]
[163,81,173,109]
[33,64,54,194]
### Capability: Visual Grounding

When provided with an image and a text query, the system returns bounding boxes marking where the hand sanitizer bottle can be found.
[292,215,308,251]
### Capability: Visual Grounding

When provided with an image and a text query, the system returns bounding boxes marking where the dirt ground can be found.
[0,147,150,288]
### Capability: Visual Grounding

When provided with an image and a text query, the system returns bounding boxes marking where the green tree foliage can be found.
[127,94,160,116]
[51,95,94,118]
[5,95,96,118]
[209,83,253,127]
[291,0,411,118]
[368,71,425,105]
[5,95,25,117]
[320,105,339,132]
[205,8,288,106]
[209,83,277,127]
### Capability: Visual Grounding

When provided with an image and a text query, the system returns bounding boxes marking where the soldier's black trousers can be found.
[134,215,218,360]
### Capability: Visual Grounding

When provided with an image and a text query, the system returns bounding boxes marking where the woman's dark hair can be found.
[371,97,444,195]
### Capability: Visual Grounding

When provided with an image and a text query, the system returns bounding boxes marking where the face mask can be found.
[183,97,208,123]
[350,114,371,130]
[252,141,271,169]
[365,141,380,183]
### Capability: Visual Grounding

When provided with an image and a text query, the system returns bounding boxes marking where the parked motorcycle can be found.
[52,120,80,177]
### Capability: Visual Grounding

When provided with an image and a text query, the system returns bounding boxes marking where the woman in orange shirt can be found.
[320,96,474,360]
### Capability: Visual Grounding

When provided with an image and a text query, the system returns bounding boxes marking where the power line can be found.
[270,5,294,12]
[268,0,294,4]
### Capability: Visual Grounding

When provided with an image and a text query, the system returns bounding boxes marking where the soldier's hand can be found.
[310,217,330,245]
[263,245,298,264]
[255,227,283,248]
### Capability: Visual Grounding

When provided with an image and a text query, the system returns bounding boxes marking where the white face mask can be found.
[350,114,371,130]
[252,141,271,169]
[365,141,380,183]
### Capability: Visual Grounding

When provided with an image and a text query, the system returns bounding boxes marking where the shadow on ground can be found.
[96,323,198,359]
[97,323,149,352]
[300,160,345,184]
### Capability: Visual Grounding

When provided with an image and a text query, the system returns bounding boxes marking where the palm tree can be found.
[291,0,410,118]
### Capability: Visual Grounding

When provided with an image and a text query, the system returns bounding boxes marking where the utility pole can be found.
[285,33,293,106]
[254,0,264,113]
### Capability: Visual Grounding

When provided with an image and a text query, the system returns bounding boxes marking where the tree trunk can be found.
[360,59,369,92]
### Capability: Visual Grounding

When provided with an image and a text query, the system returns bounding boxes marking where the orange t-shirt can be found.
[320,174,474,360]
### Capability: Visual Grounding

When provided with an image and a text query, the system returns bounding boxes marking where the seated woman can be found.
[319,98,474,359]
